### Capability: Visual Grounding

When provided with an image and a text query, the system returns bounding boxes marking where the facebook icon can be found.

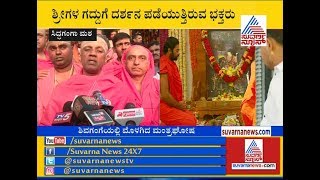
[46,157,55,165]
[46,147,55,156]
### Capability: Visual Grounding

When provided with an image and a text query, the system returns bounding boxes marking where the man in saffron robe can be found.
[160,37,197,126]
[39,36,129,126]
[37,41,82,124]
[121,45,160,125]
[240,61,256,126]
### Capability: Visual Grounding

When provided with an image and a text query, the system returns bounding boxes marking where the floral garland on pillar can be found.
[201,30,255,83]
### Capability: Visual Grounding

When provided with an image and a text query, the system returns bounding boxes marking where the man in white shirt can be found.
[260,30,283,126]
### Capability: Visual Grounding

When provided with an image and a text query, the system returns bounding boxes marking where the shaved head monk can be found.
[121,45,160,125]
[39,35,129,126]
[160,37,197,126]
[37,41,82,124]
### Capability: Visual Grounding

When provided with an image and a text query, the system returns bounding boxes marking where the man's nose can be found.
[56,48,62,55]
[133,58,140,65]
[89,50,97,56]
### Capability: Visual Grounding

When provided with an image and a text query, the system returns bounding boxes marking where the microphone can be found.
[72,95,100,121]
[92,90,114,120]
[63,101,73,111]
[72,95,113,126]
[124,103,136,109]
[52,101,76,126]
[114,103,145,126]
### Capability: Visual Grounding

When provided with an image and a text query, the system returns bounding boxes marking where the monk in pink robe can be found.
[37,29,53,71]
[120,45,160,126]
[39,36,129,126]
[37,41,82,123]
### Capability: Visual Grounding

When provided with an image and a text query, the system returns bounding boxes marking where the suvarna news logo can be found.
[245,139,263,162]
[241,15,267,46]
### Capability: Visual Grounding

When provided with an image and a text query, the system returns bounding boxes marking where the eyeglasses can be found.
[115,42,130,48]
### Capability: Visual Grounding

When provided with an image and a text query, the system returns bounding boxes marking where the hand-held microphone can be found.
[72,95,113,126]
[92,90,114,120]
[72,95,100,121]
[114,103,144,126]
[52,101,75,126]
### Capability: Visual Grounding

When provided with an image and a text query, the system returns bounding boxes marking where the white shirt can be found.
[153,72,160,80]
[260,61,283,126]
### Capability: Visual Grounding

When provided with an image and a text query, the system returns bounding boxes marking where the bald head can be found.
[46,41,73,69]
[125,45,151,78]
[37,29,48,50]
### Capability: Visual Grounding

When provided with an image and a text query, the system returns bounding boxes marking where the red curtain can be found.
[159,29,168,57]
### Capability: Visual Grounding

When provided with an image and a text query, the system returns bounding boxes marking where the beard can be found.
[170,53,179,61]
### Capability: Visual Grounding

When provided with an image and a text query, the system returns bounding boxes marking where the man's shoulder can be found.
[37,67,55,85]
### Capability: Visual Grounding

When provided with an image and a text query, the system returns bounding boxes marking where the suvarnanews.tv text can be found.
[221,126,271,136]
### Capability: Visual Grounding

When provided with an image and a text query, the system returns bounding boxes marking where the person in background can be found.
[97,29,116,62]
[112,32,131,62]
[37,29,53,79]
[147,41,160,79]
[160,37,197,126]
[132,32,144,46]
[108,30,118,41]
[259,30,283,126]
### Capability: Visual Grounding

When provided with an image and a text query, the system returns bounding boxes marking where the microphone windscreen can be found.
[63,101,73,112]
[124,103,136,109]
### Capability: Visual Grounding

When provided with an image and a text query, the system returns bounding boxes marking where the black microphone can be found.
[72,95,113,126]
[114,103,145,126]
[63,101,73,111]
[52,101,76,126]
[124,103,136,109]
[72,95,100,121]
[92,90,114,120]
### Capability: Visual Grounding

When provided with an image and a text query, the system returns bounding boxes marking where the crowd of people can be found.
[37,29,282,127]
[37,29,161,126]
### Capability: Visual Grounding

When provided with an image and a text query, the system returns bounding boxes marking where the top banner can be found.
[37,0,283,29]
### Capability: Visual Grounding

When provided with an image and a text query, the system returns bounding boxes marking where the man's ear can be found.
[266,37,274,52]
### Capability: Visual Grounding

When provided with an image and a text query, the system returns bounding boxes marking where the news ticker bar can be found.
[44,166,225,175]
[37,126,283,137]
[45,136,226,145]
[44,147,225,156]
[45,157,225,166]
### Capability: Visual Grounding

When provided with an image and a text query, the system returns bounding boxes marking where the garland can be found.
[201,30,255,83]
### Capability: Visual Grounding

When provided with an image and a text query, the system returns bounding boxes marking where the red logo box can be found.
[226,137,281,175]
